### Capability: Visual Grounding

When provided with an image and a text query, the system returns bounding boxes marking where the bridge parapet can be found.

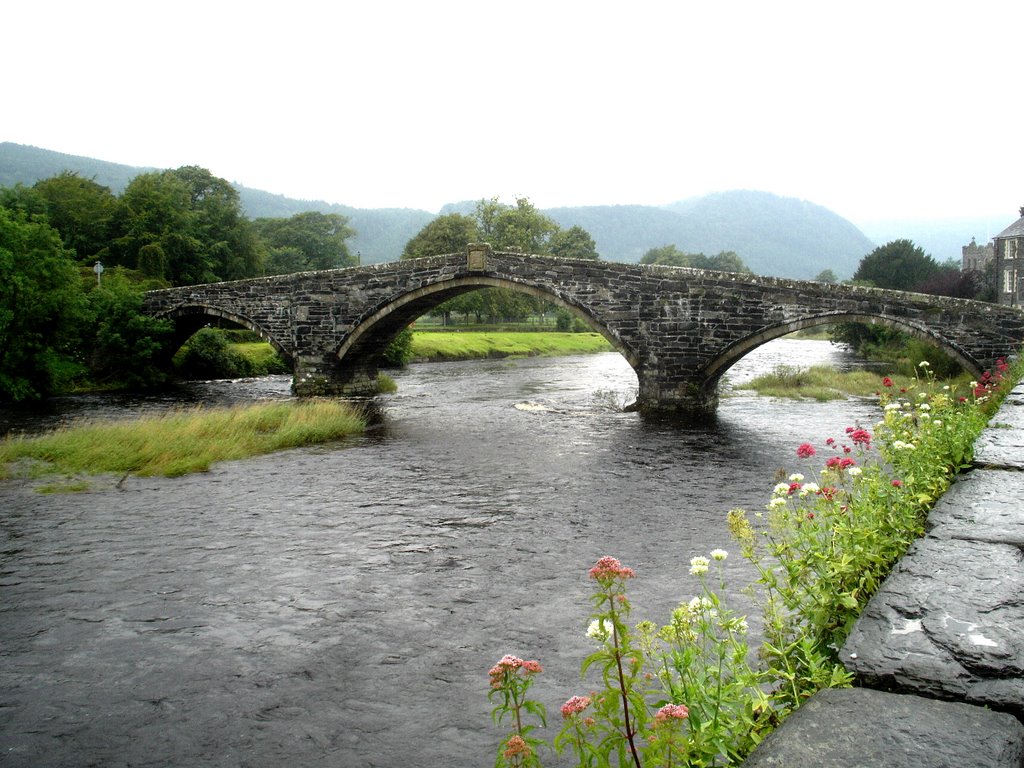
[143,251,1024,414]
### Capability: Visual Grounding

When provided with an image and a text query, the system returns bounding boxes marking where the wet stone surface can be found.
[742,687,1024,768]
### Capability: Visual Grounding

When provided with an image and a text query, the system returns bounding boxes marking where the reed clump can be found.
[0,399,365,480]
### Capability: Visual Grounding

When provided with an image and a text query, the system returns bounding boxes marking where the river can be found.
[0,339,883,767]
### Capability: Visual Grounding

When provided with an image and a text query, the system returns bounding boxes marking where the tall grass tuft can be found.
[0,399,365,479]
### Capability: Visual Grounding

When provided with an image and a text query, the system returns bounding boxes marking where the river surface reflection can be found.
[0,339,882,767]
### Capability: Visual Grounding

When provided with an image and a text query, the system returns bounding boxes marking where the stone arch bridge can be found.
[143,247,1024,415]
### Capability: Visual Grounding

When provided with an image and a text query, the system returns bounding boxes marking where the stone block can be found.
[741,687,1024,768]
[926,469,1024,547]
[841,536,1024,717]
[973,386,1024,470]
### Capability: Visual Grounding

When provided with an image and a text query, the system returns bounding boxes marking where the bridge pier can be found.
[292,356,380,398]
[635,373,721,418]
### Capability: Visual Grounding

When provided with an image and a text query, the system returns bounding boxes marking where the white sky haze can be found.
[6,1,1022,224]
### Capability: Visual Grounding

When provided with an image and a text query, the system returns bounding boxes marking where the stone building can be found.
[994,207,1024,306]
[962,237,994,272]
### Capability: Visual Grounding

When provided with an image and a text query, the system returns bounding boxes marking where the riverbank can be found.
[406,329,612,362]
[0,399,365,484]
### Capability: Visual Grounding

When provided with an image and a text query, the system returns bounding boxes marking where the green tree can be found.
[165,166,264,280]
[702,250,751,273]
[640,245,695,267]
[32,172,118,263]
[475,197,559,253]
[83,270,173,388]
[549,225,600,260]
[814,269,839,283]
[640,245,752,273]
[0,207,88,400]
[852,239,939,292]
[401,212,479,259]
[256,211,355,273]
[110,171,211,284]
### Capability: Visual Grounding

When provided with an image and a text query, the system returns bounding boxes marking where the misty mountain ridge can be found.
[1,141,1001,280]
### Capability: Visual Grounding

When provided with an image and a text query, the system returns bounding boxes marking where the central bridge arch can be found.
[332,274,641,394]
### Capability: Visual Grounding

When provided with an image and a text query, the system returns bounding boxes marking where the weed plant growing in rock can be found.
[490,355,1020,767]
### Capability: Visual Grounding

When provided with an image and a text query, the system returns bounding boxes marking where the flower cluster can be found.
[489,654,542,690]
[588,555,636,581]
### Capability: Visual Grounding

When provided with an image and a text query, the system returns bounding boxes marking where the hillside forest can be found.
[0,165,994,403]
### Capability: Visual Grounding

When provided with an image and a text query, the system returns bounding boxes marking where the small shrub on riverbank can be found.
[735,363,971,401]
[489,355,1021,766]
[0,399,365,480]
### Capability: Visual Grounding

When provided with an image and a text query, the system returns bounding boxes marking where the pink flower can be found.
[503,735,531,758]
[849,428,871,447]
[796,443,816,458]
[820,486,838,500]
[788,482,802,495]
[882,376,893,387]
[654,703,690,724]
[561,695,592,719]
[588,556,636,581]
[891,479,903,488]
[825,437,836,447]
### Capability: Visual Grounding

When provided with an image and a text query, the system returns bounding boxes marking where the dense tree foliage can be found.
[401,213,479,259]
[0,207,86,399]
[0,165,359,398]
[255,211,356,274]
[852,239,938,292]
[640,244,752,273]
[549,225,599,261]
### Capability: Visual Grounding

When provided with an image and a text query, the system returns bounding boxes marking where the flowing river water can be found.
[0,339,884,767]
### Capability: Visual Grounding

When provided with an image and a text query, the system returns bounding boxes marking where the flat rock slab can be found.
[973,384,1024,469]
[926,469,1024,547]
[841,536,1024,717]
[742,687,1024,768]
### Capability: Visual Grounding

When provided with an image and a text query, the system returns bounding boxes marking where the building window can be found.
[1005,268,1014,294]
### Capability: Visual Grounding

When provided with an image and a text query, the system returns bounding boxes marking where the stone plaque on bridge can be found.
[467,243,490,272]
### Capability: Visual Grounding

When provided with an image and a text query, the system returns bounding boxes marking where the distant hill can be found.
[2,141,958,279]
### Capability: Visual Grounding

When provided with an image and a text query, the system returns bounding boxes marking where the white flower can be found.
[919,360,930,368]
[799,482,820,497]
[710,549,728,561]
[689,556,710,576]
[847,466,862,476]
[885,402,902,411]
[933,420,943,427]
[773,482,791,496]
[587,619,613,640]
[768,497,788,509]
[970,381,978,389]
[919,403,931,411]
[688,596,716,616]
[788,473,805,483]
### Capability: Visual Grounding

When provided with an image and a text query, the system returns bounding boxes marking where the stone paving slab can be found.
[973,384,1024,469]
[741,687,1024,768]
[925,469,1024,547]
[840,536,1024,717]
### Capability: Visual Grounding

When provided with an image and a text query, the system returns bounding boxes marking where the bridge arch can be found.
[157,304,293,366]
[334,275,641,368]
[701,311,982,391]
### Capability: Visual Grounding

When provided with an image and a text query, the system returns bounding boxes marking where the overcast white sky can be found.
[6,1,1022,224]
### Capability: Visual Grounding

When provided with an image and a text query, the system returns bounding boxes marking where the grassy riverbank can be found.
[0,400,365,484]
[734,364,972,401]
[407,330,613,362]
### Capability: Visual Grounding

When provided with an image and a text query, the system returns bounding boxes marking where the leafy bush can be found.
[174,328,253,379]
